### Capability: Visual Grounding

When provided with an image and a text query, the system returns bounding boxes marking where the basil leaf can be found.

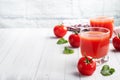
[109,68,115,74]
[101,70,111,76]
[101,65,115,76]
[101,65,110,71]
[63,47,74,54]
[57,38,68,44]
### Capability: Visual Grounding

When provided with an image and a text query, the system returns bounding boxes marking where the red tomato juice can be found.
[90,16,114,38]
[80,31,110,58]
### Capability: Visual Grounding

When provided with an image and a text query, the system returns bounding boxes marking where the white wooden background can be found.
[0,28,120,80]
[0,0,120,28]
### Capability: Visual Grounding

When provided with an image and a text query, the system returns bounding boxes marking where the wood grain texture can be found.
[0,28,119,80]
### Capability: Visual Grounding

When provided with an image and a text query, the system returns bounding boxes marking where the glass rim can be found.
[80,27,110,37]
[90,16,114,22]
[90,16,114,19]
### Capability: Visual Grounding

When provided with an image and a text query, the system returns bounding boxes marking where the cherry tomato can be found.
[53,24,67,38]
[112,34,120,51]
[69,32,80,48]
[77,56,96,76]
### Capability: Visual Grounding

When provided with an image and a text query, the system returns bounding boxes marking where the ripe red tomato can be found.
[77,56,96,76]
[112,34,120,51]
[69,32,80,48]
[53,24,67,38]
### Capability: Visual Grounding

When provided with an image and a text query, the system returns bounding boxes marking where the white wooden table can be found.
[0,28,120,80]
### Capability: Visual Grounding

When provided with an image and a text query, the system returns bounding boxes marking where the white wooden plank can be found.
[0,29,20,63]
[0,29,49,80]
[64,48,81,80]
[0,28,119,80]
[35,30,66,80]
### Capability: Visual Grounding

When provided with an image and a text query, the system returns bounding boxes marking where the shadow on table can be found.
[72,72,80,77]
[49,36,58,39]
[72,71,89,78]
[110,49,120,53]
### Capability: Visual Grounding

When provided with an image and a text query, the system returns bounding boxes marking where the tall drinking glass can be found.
[90,16,114,38]
[80,27,110,64]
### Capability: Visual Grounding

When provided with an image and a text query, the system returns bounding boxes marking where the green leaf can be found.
[63,47,74,54]
[101,70,111,76]
[57,38,68,44]
[101,65,110,71]
[109,68,115,74]
[101,65,115,76]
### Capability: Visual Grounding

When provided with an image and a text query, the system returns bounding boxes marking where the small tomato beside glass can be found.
[68,32,80,48]
[53,24,67,38]
[112,33,120,51]
[77,56,96,76]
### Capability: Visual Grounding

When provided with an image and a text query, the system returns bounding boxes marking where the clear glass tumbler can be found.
[80,27,110,65]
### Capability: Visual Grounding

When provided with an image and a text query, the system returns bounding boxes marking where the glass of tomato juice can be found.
[80,27,110,64]
[90,16,114,38]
